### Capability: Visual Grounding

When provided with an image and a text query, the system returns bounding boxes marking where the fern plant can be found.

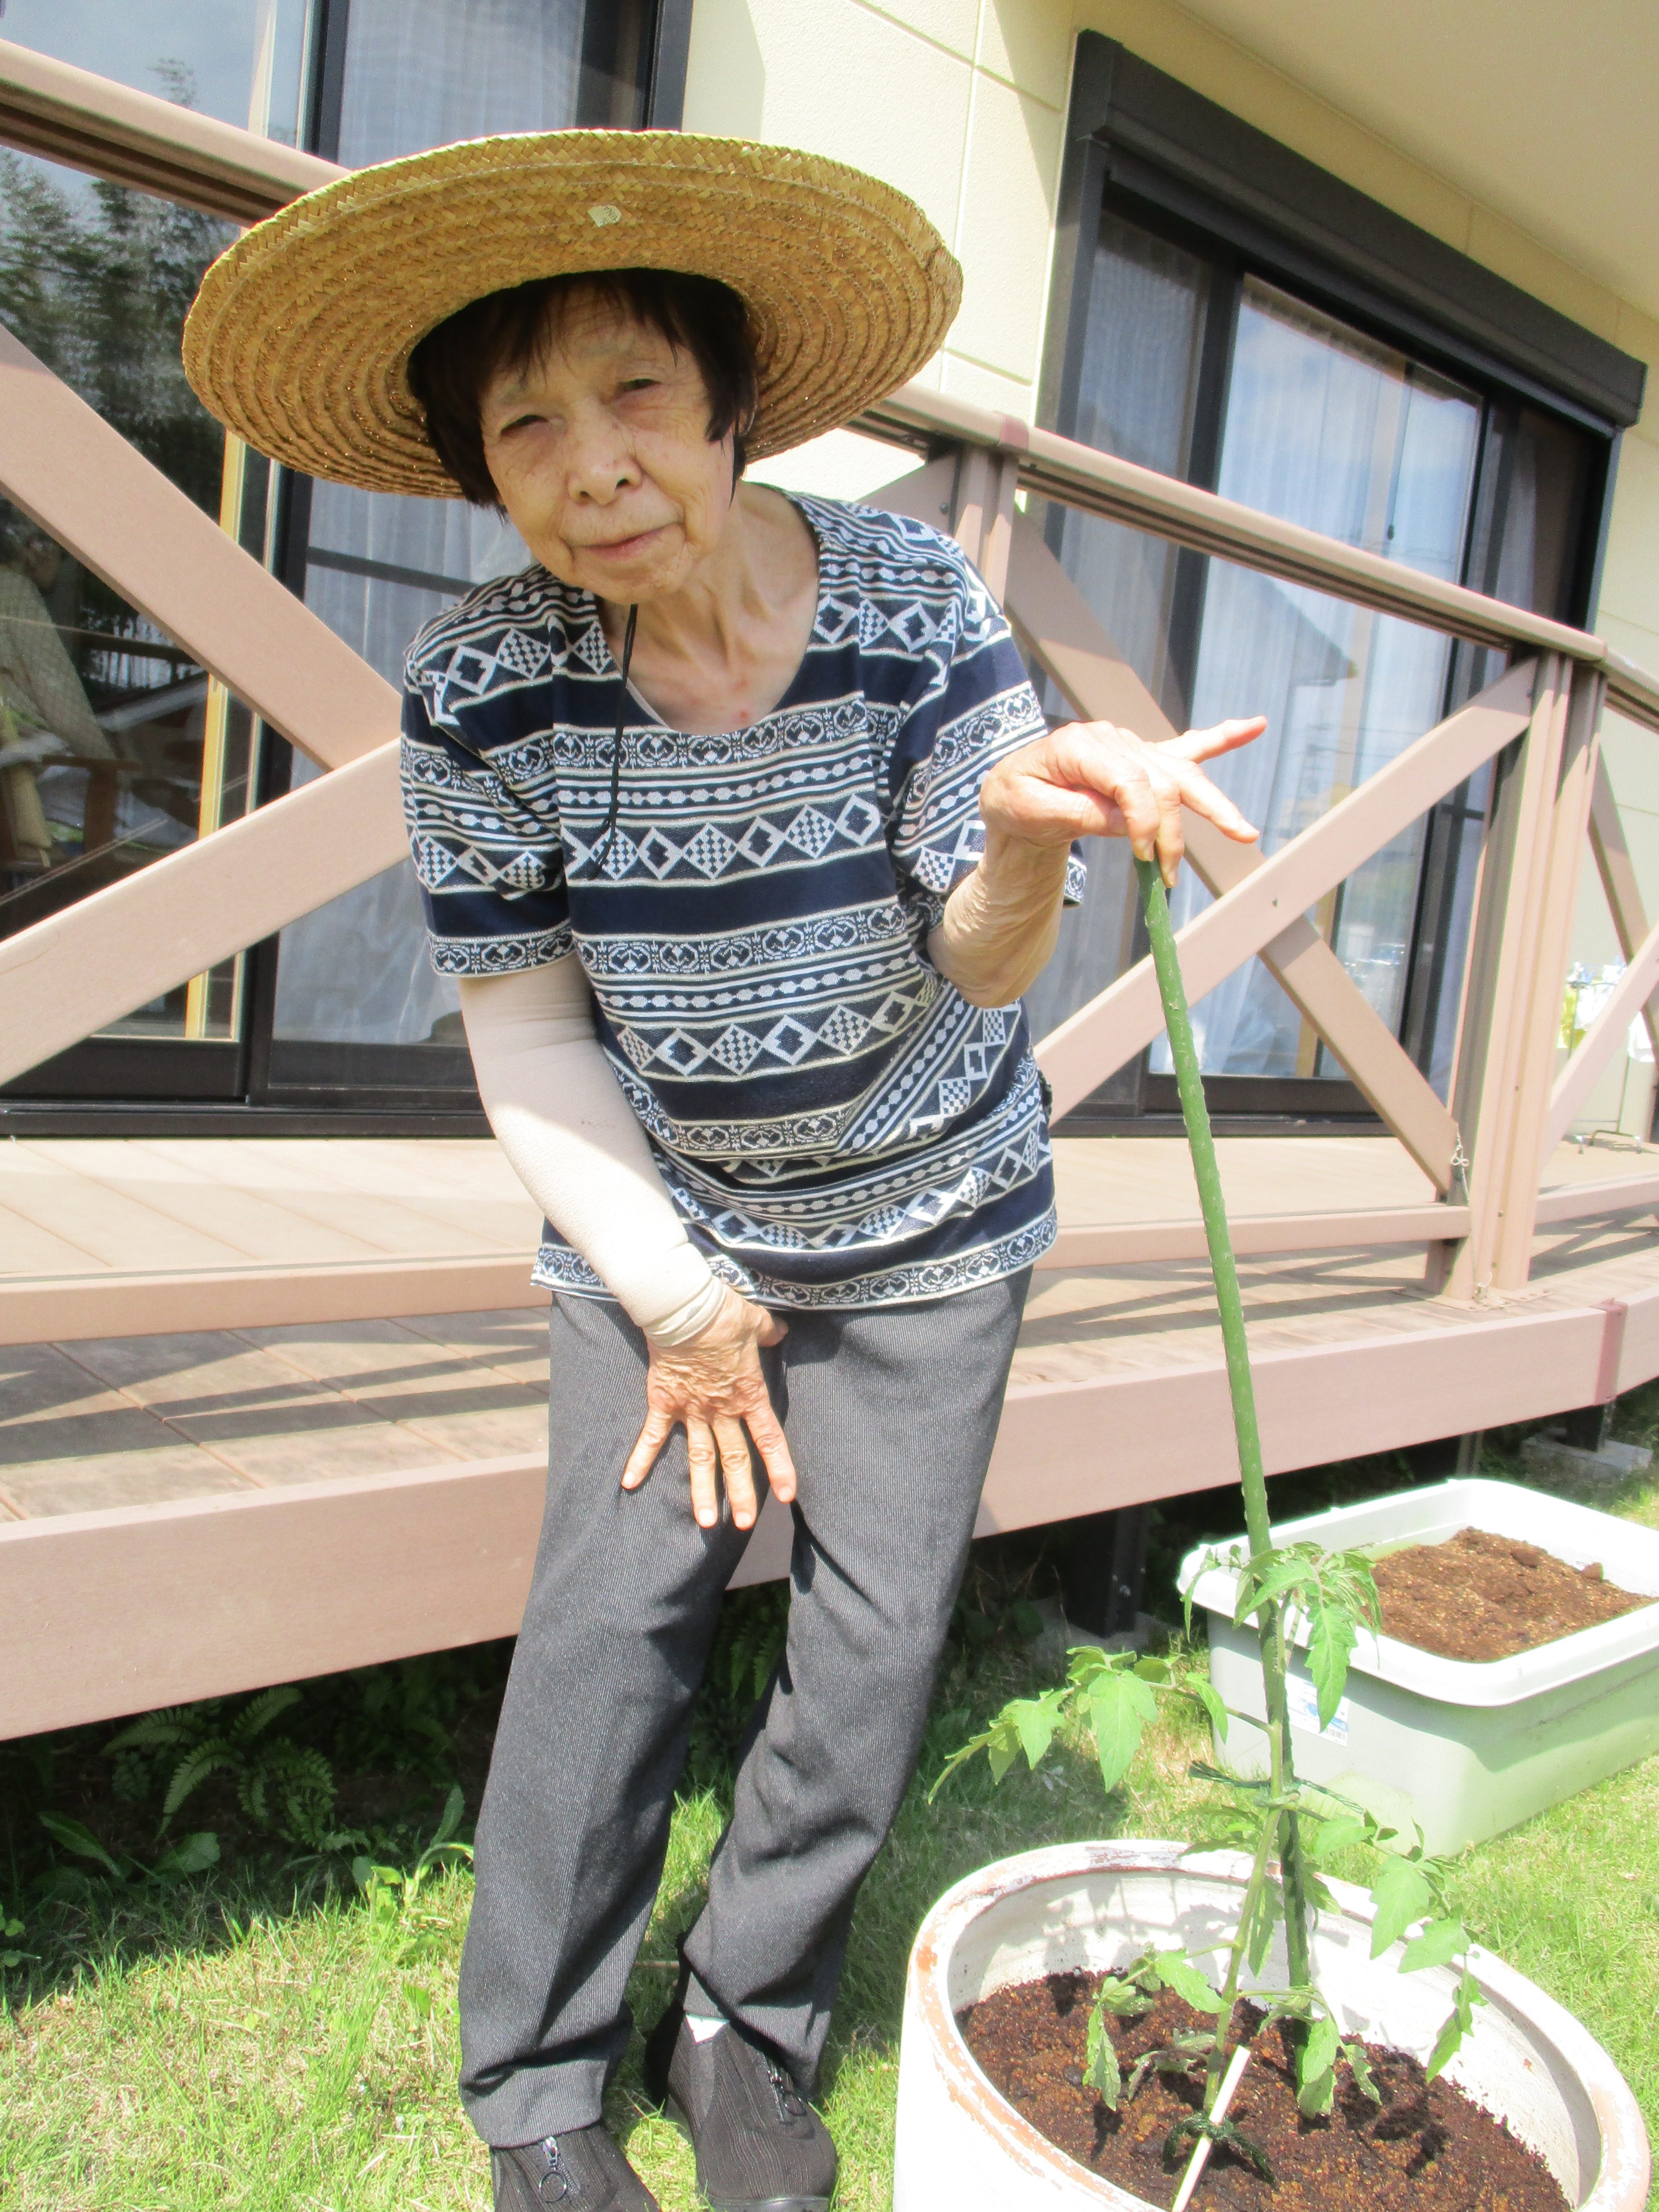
[105,1685,343,1849]
[937,858,1484,2157]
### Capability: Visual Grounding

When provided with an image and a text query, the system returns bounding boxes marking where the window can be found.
[260,0,668,1108]
[0,1,311,1087]
[1030,35,1640,1127]
[0,0,683,1122]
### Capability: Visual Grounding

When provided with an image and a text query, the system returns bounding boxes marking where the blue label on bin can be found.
[1286,1671,1350,1744]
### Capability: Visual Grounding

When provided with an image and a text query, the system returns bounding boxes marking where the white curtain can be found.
[1155,281,1479,1078]
[1024,216,1208,1050]
[336,0,583,164]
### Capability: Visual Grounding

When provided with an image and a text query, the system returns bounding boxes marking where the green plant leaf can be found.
[1368,1856,1436,1957]
[229,1685,301,1744]
[1084,1993,1121,2108]
[1094,1972,1153,2018]
[1132,1655,1170,1684]
[255,1742,337,1848]
[1234,1549,1318,1627]
[1307,1814,1370,1866]
[927,1733,988,1800]
[1011,1689,1067,1770]
[1425,1970,1485,2084]
[1182,1671,1229,1744]
[1164,2112,1275,2182]
[239,1768,270,1828]
[1307,1602,1358,1726]
[1425,1991,1471,2083]
[162,1742,234,1826]
[986,1716,1022,1787]
[1127,2045,1199,2101]
[1330,1547,1384,1634]
[151,1832,220,1880]
[38,1811,125,1880]
[1087,1669,1157,1793]
[1152,1951,1224,2015]
[1246,1873,1284,1975]
[103,1707,204,1756]
[1401,1916,1467,1973]
[431,1784,465,1851]
[1296,2013,1340,2115]
[1343,2041,1383,2105]
[1222,2124,1276,2183]
[1306,1870,1341,1915]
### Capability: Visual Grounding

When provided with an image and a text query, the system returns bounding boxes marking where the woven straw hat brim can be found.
[182,130,962,498]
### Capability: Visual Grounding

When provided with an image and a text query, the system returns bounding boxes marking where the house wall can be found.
[683,0,1659,1131]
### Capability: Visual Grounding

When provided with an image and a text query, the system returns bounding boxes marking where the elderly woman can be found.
[185,135,1260,2212]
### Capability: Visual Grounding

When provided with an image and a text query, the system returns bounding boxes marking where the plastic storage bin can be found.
[1183,1479,1659,1856]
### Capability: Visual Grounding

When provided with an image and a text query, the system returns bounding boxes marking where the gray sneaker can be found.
[644,2004,837,2212]
[492,2126,661,2211]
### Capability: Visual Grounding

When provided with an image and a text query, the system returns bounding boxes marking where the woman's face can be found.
[479,288,737,603]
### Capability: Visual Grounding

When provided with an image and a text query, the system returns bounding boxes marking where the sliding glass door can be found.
[0,0,311,1102]
[0,0,666,1120]
[255,0,656,1108]
[1030,191,1605,1125]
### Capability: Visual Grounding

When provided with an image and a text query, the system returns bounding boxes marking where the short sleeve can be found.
[886,558,1087,936]
[399,680,573,976]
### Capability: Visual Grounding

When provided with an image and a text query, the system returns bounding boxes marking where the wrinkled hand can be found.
[978,716,1267,887]
[622,1285,794,1531]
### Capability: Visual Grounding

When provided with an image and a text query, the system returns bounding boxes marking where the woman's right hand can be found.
[621,1285,795,1531]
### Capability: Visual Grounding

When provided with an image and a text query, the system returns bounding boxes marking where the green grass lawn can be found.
[3,1418,1657,2211]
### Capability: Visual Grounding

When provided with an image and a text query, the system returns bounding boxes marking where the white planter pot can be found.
[893,1840,1649,2212]
[1182,1479,1659,1856]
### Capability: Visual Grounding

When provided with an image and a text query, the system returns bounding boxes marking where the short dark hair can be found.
[406,268,759,509]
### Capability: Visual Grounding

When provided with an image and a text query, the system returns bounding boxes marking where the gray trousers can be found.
[457,1271,1030,2147]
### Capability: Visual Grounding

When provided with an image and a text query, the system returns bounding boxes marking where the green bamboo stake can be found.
[1133,855,1313,1996]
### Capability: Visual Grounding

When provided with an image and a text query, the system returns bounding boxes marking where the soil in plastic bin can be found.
[1372,1524,1648,1660]
[957,1976,1569,2212]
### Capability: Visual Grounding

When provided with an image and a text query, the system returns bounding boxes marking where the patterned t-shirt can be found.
[400,492,1082,1310]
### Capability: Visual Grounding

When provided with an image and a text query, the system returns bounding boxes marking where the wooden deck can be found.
[3,1132,1659,1738]
[0,1136,545,1343]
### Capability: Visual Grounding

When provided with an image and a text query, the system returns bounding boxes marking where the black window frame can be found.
[1040,32,1644,1138]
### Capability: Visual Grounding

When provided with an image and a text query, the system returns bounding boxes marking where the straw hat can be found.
[182,130,962,498]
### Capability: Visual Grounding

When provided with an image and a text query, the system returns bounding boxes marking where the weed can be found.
[352,1787,474,2024]
[106,1686,344,1848]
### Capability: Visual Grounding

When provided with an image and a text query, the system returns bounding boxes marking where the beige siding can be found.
[684,0,1659,1127]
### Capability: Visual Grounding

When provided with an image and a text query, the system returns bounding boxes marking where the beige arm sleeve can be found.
[928,839,1072,1007]
[458,958,727,1346]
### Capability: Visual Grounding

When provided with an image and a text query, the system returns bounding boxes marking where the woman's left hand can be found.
[979,715,1267,887]
[621,1285,794,1533]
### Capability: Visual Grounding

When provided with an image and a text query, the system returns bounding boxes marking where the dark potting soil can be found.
[1372,1525,1648,1661]
[958,1978,1568,2212]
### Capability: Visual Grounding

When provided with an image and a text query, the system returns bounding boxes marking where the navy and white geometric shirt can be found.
[400,493,1082,1310]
